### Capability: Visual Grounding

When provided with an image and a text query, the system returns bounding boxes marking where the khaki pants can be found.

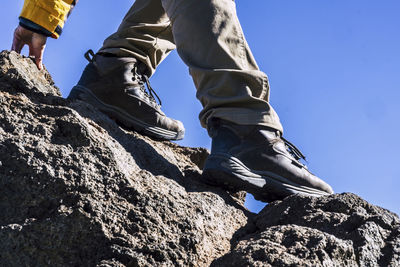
[99,0,283,132]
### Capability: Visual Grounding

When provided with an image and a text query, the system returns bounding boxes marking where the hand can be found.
[11,26,47,70]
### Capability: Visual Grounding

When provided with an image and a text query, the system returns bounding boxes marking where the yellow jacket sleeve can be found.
[20,0,77,39]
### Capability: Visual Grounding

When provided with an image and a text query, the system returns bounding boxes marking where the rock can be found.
[0,51,60,97]
[0,50,399,267]
[0,51,249,266]
[213,193,400,267]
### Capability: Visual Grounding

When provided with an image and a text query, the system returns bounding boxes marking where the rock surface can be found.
[0,50,399,267]
[0,51,249,266]
[214,193,400,267]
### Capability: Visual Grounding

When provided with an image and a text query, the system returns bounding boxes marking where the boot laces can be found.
[131,65,162,107]
[84,49,162,106]
[281,135,307,162]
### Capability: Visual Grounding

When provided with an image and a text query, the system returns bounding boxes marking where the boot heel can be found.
[203,154,244,191]
[67,86,85,100]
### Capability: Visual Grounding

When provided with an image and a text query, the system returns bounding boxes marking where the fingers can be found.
[11,37,24,53]
[29,43,46,70]
[11,27,25,53]
[12,26,48,70]
[29,46,34,57]
[35,56,43,71]
[31,34,47,70]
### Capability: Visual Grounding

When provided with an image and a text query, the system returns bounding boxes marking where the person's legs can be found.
[159,0,332,200]
[101,0,282,132]
[71,0,332,200]
[99,0,175,76]
[68,0,184,140]
[161,0,282,131]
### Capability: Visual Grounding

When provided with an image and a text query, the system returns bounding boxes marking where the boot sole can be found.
[68,85,184,141]
[203,153,331,202]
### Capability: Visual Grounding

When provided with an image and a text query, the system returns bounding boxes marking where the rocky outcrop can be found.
[0,50,399,267]
[0,51,249,266]
[214,193,400,267]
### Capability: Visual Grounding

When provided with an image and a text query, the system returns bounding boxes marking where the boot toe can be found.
[171,119,185,140]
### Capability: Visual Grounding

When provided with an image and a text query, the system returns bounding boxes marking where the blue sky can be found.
[1,1,399,215]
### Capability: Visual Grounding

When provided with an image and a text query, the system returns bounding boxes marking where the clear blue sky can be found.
[1,1,399,215]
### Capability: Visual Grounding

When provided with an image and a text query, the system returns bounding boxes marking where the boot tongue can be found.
[94,54,137,74]
[129,63,162,108]
[258,128,307,162]
[258,128,279,142]
[136,61,150,76]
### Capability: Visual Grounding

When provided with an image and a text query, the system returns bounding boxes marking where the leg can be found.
[99,0,175,76]
[161,0,282,131]
[68,0,184,140]
[159,0,333,200]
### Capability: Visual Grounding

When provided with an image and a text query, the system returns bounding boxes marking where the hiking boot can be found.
[68,50,185,140]
[202,118,333,202]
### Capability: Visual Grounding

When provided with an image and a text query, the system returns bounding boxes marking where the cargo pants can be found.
[99,0,283,132]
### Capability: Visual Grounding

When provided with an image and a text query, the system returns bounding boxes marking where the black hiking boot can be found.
[202,118,333,202]
[68,50,185,141]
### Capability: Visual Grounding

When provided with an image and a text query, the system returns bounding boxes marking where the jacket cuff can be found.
[19,17,53,37]
[20,0,72,39]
